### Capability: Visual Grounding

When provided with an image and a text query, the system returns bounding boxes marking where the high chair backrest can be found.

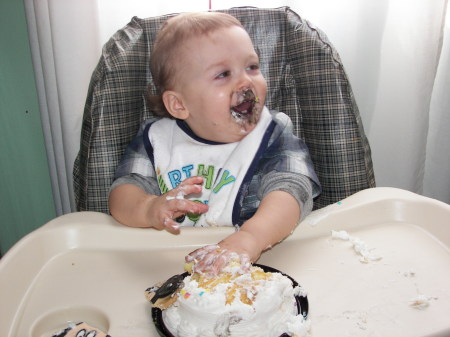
[73,6,375,214]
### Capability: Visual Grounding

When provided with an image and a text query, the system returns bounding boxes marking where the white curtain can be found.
[25,0,449,215]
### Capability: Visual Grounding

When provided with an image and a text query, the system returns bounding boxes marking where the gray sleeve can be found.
[110,173,161,196]
[257,170,314,221]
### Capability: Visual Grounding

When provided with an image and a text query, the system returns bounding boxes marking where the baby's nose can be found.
[236,71,252,90]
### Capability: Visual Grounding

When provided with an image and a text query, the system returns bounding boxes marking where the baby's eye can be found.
[216,71,231,79]
[246,64,260,71]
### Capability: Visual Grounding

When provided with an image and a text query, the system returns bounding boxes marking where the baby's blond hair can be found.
[148,12,244,117]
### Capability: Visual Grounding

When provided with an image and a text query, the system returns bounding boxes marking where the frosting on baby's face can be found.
[230,89,261,126]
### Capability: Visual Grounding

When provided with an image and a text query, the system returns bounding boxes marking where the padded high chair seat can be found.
[73,6,375,214]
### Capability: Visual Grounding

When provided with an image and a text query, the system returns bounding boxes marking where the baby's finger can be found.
[186,244,220,263]
[161,199,208,232]
[169,199,208,220]
[180,176,204,186]
[207,252,230,275]
[192,252,219,275]
[166,176,204,200]
[162,217,181,234]
[239,253,251,272]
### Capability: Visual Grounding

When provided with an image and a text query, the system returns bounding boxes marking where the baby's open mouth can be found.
[230,89,259,124]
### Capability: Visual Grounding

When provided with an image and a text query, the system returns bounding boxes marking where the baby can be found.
[109,12,321,275]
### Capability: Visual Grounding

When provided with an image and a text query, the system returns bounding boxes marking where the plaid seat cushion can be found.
[73,6,375,213]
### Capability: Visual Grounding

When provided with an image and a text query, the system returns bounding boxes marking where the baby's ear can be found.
[162,91,189,120]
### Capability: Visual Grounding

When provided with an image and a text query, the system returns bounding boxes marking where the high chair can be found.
[4,10,450,334]
[73,6,375,214]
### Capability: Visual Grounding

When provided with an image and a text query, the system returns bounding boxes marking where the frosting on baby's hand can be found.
[185,245,250,277]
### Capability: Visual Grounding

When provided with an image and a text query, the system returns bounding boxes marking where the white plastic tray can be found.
[1,187,449,337]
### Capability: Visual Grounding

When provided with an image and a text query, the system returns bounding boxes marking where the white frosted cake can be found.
[152,262,310,337]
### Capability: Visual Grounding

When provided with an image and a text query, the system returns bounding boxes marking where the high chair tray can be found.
[1,187,449,337]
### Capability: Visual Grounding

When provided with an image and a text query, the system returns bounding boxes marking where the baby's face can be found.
[173,25,267,143]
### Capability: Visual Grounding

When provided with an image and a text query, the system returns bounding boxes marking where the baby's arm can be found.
[187,190,300,274]
[109,176,208,233]
[221,190,300,261]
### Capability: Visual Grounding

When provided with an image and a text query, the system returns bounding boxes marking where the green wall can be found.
[0,0,56,255]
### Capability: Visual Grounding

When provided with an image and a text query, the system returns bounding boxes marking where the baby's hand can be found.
[185,244,250,277]
[148,176,208,233]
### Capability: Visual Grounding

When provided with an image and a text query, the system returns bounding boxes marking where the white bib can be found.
[148,107,273,227]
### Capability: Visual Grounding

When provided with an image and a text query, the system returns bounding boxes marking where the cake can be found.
[146,261,310,337]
